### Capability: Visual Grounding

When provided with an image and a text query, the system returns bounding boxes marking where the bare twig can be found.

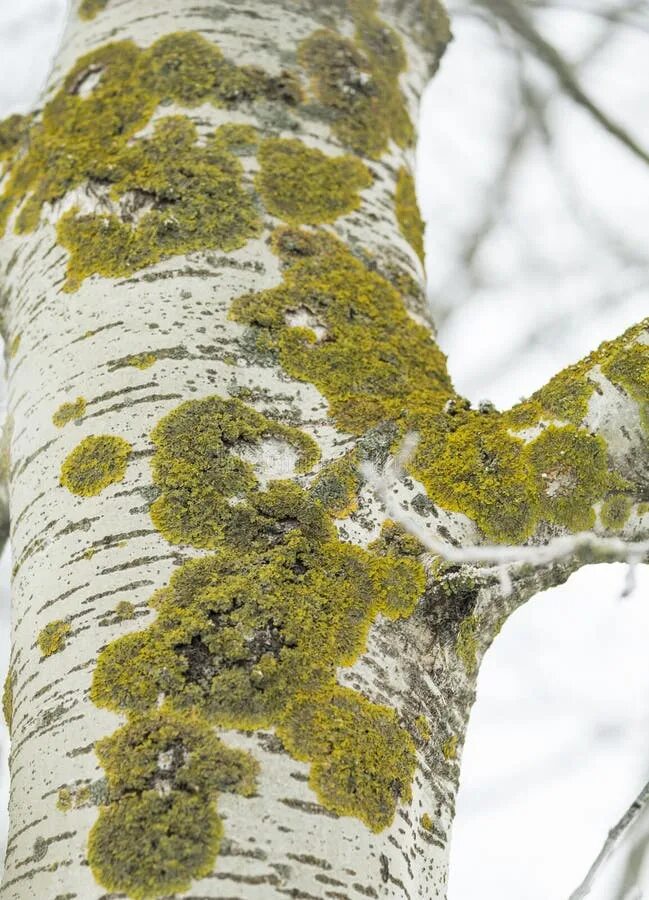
[474,0,649,166]
[569,779,649,899]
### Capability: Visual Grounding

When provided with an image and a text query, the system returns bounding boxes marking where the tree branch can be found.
[475,0,649,166]
[569,777,649,899]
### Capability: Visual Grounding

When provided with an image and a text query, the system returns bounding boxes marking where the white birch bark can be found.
[0,2,647,899]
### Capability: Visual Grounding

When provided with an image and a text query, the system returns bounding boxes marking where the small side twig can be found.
[361,435,649,591]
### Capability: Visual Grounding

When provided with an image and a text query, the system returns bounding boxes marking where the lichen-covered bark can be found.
[0,1,646,898]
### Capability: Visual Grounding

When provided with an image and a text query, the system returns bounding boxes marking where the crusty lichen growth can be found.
[58,116,262,291]
[60,434,132,497]
[395,167,425,263]
[58,784,95,812]
[149,395,321,548]
[601,495,632,531]
[2,667,14,731]
[256,138,372,224]
[122,353,157,370]
[79,0,108,19]
[84,393,426,891]
[233,228,628,542]
[231,228,452,435]
[421,812,435,831]
[455,615,478,675]
[88,708,258,899]
[298,0,413,158]
[37,620,71,658]
[310,450,362,517]
[0,114,29,166]
[442,735,458,760]
[114,600,136,621]
[509,320,649,428]
[7,334,20,360]
[52,396,86,427]
[0,32,302,289]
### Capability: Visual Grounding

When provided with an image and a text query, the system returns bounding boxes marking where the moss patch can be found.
[61,434,132,497]
[601,495,632,531]
[256,138,372,225]
[0,32,302,288]
[2,667,14,731]
[38,620,71,657]
[395,167,425,263]
[298,0,413,158]
[57,116,262,290]
[86,392,425,888]
[79,0,108,18]
[88,708,257,899]
[149,395,320,548]
[455,615,478,675]
[53,397,86,428]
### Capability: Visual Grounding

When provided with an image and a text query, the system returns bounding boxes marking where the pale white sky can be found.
[1,3,649,898]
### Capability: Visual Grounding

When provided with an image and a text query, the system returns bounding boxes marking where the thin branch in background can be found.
[568,779,649,899]
[526,0,649,34]
[474,0,649,166]
[430,2,646,325]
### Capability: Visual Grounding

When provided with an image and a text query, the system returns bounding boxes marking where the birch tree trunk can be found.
[0,1,647,899]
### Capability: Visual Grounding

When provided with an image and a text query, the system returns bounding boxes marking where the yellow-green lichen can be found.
[57,116,262,290]
[395,167,425,263]
[278,686,416,831]
[38,620,71,657]
[601,495,633,531]
[455,615,478,675]
[232,229,624,542]
[122,353,157,370]
[87,393,425,882]
[52,397,86,427]
[442,735,458,760]
[57,788,73,812]
[231,228,452,435]
[7,334,20,359]
[298,0,413,158]
[0,33,302,288]
[57,784,93,811]
[421,812,434,831]
[79,0,108,19]
[88,708,257,899]
[0,114,29,165]
[256,138,372,225]
[601,340,649,429]
[2,667,14,731]
[60,434,132,497]
[415,715,431,741]
[310,450,362,517]
[511,321,649,428]
[115,600,136,621]
[149,395,321,548]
